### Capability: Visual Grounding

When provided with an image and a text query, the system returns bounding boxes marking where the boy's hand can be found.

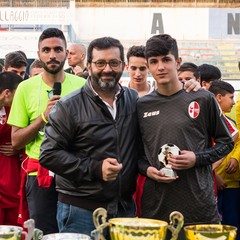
[215,173,227,190]
[0,143,19,156]
[147,166,178,183]
[167,150,196,170]
[225,158,239,174]
[184,79,202,92]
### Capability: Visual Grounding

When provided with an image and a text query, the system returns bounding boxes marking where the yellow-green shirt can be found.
[7,73,86,160]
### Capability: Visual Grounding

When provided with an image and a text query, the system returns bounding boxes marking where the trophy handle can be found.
[91,208,109,240]
[23,219,43,240]
[167,211,184,240]
[23,219,35,240]
[33,228,43,240]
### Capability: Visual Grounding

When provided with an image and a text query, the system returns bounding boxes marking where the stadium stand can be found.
[178,40,240,80]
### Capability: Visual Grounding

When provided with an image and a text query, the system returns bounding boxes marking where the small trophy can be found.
[158,143,180,178]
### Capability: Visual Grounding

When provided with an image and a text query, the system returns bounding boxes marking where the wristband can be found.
[41,112,48,123]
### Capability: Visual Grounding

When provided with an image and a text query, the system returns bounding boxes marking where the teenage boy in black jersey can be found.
[137,34,234,240]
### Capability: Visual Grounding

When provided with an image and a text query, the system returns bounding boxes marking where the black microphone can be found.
[53,82,61,95]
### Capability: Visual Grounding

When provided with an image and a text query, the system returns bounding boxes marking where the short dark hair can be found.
[0,71,22,93]
[198,64,221,84]
[87,37,124,63]
[38,28,66,48]
[4,50,28,69]
[127,45,145,62]
[178,62,200,79]
[145,34,178,61]
[30,59,43,70]
[208,80,234,96]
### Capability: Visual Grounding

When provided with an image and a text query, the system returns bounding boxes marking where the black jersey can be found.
[137,89,233,225]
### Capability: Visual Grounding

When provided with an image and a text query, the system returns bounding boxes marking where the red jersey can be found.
[0,106,21,208]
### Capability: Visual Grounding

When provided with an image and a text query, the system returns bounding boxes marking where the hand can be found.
[183,79,202,92]
[212,158,224,171]
[0,143,19,156]
[225,158,239,174]
[215,173,227,190]
[167,150,196,170]
[147,166,178,183]
[102,158,122,181]
[43,95,61,121]
[72,66,83,76]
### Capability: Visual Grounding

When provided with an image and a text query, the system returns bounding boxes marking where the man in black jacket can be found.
[40,37,140,236]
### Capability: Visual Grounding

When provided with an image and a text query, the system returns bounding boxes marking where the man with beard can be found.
[7,28,86,234]
[39,37,141,237]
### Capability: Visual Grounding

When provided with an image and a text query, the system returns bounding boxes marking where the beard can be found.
[41,59,65,74]
[90,71,121,92]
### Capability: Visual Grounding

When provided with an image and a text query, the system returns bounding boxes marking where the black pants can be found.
[26,176,58,235]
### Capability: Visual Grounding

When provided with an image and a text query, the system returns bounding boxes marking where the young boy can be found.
[198,63,221,90]
[209,80,240,240]
[0,72,22,225]
[178,62,200,83]
[125,45,155,96]
[29,59,43,77]
[3,51,28,79]
[137,34,234,239]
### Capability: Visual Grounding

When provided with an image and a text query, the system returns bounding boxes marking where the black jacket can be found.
[64,67,89,79]
[39,80,141,214]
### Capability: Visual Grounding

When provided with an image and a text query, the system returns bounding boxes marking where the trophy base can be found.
[160,165,177,178]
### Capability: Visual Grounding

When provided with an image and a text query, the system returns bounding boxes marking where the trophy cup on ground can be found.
[91,207,184,240]
[184,224,237,240]
[158,143,180,178]
[0,219,43,240]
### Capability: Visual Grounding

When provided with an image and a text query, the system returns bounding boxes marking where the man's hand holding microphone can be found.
[42,82,61,123]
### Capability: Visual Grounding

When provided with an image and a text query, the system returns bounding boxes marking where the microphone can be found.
[53,82,61,95]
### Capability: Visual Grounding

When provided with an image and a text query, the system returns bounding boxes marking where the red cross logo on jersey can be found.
[0,115,6,125]
[188,101,200,118]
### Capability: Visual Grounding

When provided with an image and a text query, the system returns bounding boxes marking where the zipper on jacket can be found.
[114,121,122,202]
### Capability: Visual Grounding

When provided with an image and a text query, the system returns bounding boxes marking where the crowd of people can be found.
[0,27,239,240]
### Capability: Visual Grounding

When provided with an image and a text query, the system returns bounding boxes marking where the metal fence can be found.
[0,0,240,7]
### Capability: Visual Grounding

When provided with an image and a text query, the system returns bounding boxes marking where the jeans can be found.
[57,200,135,238]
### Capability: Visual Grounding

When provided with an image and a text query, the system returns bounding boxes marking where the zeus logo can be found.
[143,111,160,118]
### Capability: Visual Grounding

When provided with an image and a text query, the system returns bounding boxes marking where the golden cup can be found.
[184,224,237,240]
[0,219,43,240]
[0,226,23,240]
[91,208,184,240]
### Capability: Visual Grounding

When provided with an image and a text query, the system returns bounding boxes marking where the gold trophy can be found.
[158,144,180,178]
[184,224,237,240]
[0,219,42,240]
[91,208,184,240]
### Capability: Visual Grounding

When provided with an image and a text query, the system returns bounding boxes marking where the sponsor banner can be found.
[209,8,240,39]
[74,8,208,41]
[1,8,240,40]
[0,8,70,24]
